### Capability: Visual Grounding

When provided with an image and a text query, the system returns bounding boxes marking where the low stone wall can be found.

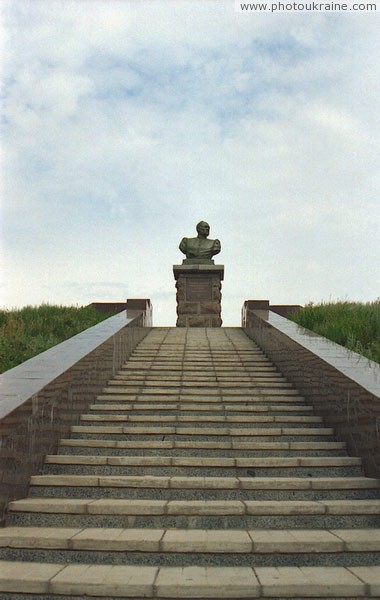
[242,301,380,479]
[0,311,151,523]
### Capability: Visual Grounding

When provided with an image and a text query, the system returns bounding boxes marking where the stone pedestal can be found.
[173,264,224,327]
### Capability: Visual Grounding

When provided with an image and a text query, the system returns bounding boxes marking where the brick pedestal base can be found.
[173,265,224,327]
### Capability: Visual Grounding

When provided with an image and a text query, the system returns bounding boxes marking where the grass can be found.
[0,304,115,374]
[289,300,380,364]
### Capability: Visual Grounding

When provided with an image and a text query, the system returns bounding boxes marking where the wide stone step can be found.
[122,366,278,375]
[102,391,303,402]
[128,351,267,356]
[131,349,264,354]
[114,380,288,387]
[96,393,307,404]
[115,373,285,381]
[131,346,263,350]
[132,356,270,361]
[103,386,297,395]
[69,425,336,442]
[0,560,379,598]
[28,475,380,502]
[126,360,274,367]
[88,402,314,414]
[129,347,265,352]
[121,365,279,373]
[115,367,287,381]
[114,380,290,388]
[58,439,348,458]
[9,498,380,530]
[44,455,361,467]
[78,414,323,425]
[2,527,380,568]
[130,358,269,363]
[43,455,362,479]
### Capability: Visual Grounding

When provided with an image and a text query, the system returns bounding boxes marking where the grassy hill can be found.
[2,301,379,375]
[290,300,380,364]
[0,304,114,374]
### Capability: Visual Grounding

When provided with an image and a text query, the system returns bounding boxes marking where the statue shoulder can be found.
[179,237,188,252]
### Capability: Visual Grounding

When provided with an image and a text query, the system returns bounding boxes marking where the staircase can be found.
[1,327,380,598]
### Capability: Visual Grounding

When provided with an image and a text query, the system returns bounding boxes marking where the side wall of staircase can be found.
[0,309,151,523]
[243,302,380,479]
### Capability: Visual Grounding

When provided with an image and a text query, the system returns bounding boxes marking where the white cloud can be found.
[1,1,380,325]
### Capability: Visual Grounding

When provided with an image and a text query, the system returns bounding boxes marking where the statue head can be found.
[196,221,210,239]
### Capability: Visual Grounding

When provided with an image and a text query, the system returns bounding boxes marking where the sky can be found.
[1,0,379,326]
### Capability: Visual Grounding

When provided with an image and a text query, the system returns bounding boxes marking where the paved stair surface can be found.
[1,327,380,598]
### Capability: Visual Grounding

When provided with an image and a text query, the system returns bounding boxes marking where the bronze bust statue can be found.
[179,221,221,264]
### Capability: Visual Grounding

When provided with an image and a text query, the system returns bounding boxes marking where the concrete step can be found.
[0,560,379,597]
[88,402,315,414]
[125,359,274,367]
[138,355,271,360]
[1,527,380,568]
[108,376,293,392]
[129,346,265,351]
[103,385,298,395]
[130,358,270,363]
[44,455,361,467]
[58,439,348,458]
[101,392,304,403]
[121,366,280,374]
[9,498,380,530]
[128,350,267,356]
[96,393,307,403]
[43,454,363,478]
[69,425,336,442]
[109,375,292,384]
[115,373,285,381]
[28,475,380,502]
[131,348,265,352]
[78,414,323,425]
[127,360,272,365]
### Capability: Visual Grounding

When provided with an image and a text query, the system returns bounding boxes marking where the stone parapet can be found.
[173,265,224,327]
[89,299,153,326]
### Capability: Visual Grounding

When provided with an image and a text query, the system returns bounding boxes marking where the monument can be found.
[173,221,224,327]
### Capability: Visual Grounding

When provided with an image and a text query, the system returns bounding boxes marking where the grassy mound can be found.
[0,304,114,374]
[290,300,380,364]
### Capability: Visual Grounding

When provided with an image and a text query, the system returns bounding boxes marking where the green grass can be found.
[289,300,380,364]
[0,304,115,374]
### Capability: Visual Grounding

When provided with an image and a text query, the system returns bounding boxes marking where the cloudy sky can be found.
[1,0,379,326]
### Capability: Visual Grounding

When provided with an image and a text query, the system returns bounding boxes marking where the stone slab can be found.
[166,501,245,515]
[49,563,157,596]
[249,529,344,553]
[70,528,164,551]
[331,529,380,550]
[255,565,366,597]
[0,561,65,594]
[155,565,260,598]
[161,529,252,553]
[349,566,380,595]
[0,527,81,549]
[88,499,168,515]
